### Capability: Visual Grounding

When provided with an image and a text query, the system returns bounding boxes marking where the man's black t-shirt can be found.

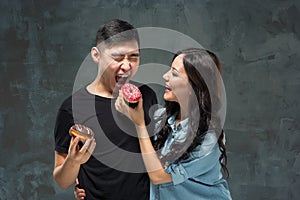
[54,83,157,200]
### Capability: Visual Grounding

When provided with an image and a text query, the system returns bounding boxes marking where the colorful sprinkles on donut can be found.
[121,83,141,108]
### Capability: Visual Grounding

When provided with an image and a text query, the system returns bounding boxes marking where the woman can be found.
[75,48,231,199]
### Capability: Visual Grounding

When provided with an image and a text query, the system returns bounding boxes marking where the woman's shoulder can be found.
[190,130,218,159]
[152,107,166,135]
[153,107,166,120]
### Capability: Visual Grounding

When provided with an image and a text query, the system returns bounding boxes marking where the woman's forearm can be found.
[135,125,172,184]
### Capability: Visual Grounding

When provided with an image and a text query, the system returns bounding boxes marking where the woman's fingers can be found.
[137,96,143,109]
[115,90,128,115]
[115,89,145,126]
[118,90,123,99]
[74,184,86,200]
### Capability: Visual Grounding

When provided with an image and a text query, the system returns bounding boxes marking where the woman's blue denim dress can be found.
[150,109,231,200]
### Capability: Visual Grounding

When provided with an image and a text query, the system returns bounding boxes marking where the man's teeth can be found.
[116,75,129,83]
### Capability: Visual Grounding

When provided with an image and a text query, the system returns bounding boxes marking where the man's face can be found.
[97,41,140,94]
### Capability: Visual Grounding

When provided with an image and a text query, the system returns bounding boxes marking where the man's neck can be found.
[86,81,114,98]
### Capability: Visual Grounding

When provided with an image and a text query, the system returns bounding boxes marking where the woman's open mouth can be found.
[165,85,172,93]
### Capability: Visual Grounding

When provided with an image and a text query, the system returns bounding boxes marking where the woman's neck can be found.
[176,109,188,122]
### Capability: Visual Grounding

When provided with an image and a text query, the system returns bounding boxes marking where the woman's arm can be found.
[135,125,172,185]
[115,92,172,185]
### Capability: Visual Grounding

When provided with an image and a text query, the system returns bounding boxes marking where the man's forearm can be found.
[53,156,81,189]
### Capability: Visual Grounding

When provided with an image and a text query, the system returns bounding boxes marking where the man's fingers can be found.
[88,139,96,154]
[69,136,80,151]
[80,138,96,154]
[79,140,90,153]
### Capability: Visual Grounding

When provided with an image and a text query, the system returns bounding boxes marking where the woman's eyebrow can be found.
[130,53,140,56]
[171,67,179,72]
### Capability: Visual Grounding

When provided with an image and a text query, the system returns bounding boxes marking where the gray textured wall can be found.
[1,0,299,199]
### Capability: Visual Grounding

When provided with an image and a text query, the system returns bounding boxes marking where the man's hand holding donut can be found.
[53,126,96,190]
[67,136,96,165]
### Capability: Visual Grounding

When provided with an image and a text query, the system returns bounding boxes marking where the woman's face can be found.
[163,54,191,103]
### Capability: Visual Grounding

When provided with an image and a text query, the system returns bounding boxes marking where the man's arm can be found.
[53,152,80,189]
[53,137,96,189]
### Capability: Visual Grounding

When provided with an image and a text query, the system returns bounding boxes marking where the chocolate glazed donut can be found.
[69,124,95,142]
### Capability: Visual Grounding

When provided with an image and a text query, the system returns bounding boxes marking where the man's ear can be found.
[91,47,100,63]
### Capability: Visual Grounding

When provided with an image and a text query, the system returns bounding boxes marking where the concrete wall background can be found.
[0,0,299,199]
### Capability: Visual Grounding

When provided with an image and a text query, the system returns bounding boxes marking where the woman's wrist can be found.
[133,116,145,127]
[134,122,146,128]
[135,124,150,139]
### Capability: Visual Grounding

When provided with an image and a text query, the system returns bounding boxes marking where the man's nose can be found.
[120,59,132,71]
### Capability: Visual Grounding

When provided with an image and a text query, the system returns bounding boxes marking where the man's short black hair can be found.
[95,19,139,47]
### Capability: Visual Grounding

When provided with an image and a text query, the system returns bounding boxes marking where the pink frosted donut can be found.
[121,83,141,108]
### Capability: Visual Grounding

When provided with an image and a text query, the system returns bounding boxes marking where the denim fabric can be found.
[150,109,231,200]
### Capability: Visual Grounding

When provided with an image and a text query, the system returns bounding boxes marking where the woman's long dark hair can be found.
[153,48,229,178]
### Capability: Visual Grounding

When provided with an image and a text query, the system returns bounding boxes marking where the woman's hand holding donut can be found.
[115,90,145,127]
[67,136,96,165]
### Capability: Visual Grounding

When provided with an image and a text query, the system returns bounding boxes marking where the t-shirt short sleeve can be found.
[54,106,74,154]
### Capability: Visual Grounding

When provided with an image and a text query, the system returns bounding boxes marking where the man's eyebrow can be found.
[110,52,140,57]
[111,53,125,57]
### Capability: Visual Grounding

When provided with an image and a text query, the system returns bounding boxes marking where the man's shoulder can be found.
[58,94,72,112]
[58,87,89,112]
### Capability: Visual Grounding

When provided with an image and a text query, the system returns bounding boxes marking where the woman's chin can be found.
[163,95,177,102]
[163,94,168,101]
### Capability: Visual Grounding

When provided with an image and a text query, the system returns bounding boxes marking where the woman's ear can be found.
[91,47,100,63]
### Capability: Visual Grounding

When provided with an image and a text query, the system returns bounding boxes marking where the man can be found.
[53,19,157,199]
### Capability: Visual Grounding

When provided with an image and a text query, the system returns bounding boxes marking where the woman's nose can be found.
[163,70,170,81]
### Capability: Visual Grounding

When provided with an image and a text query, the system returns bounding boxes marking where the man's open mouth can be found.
[115,71,131,88]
